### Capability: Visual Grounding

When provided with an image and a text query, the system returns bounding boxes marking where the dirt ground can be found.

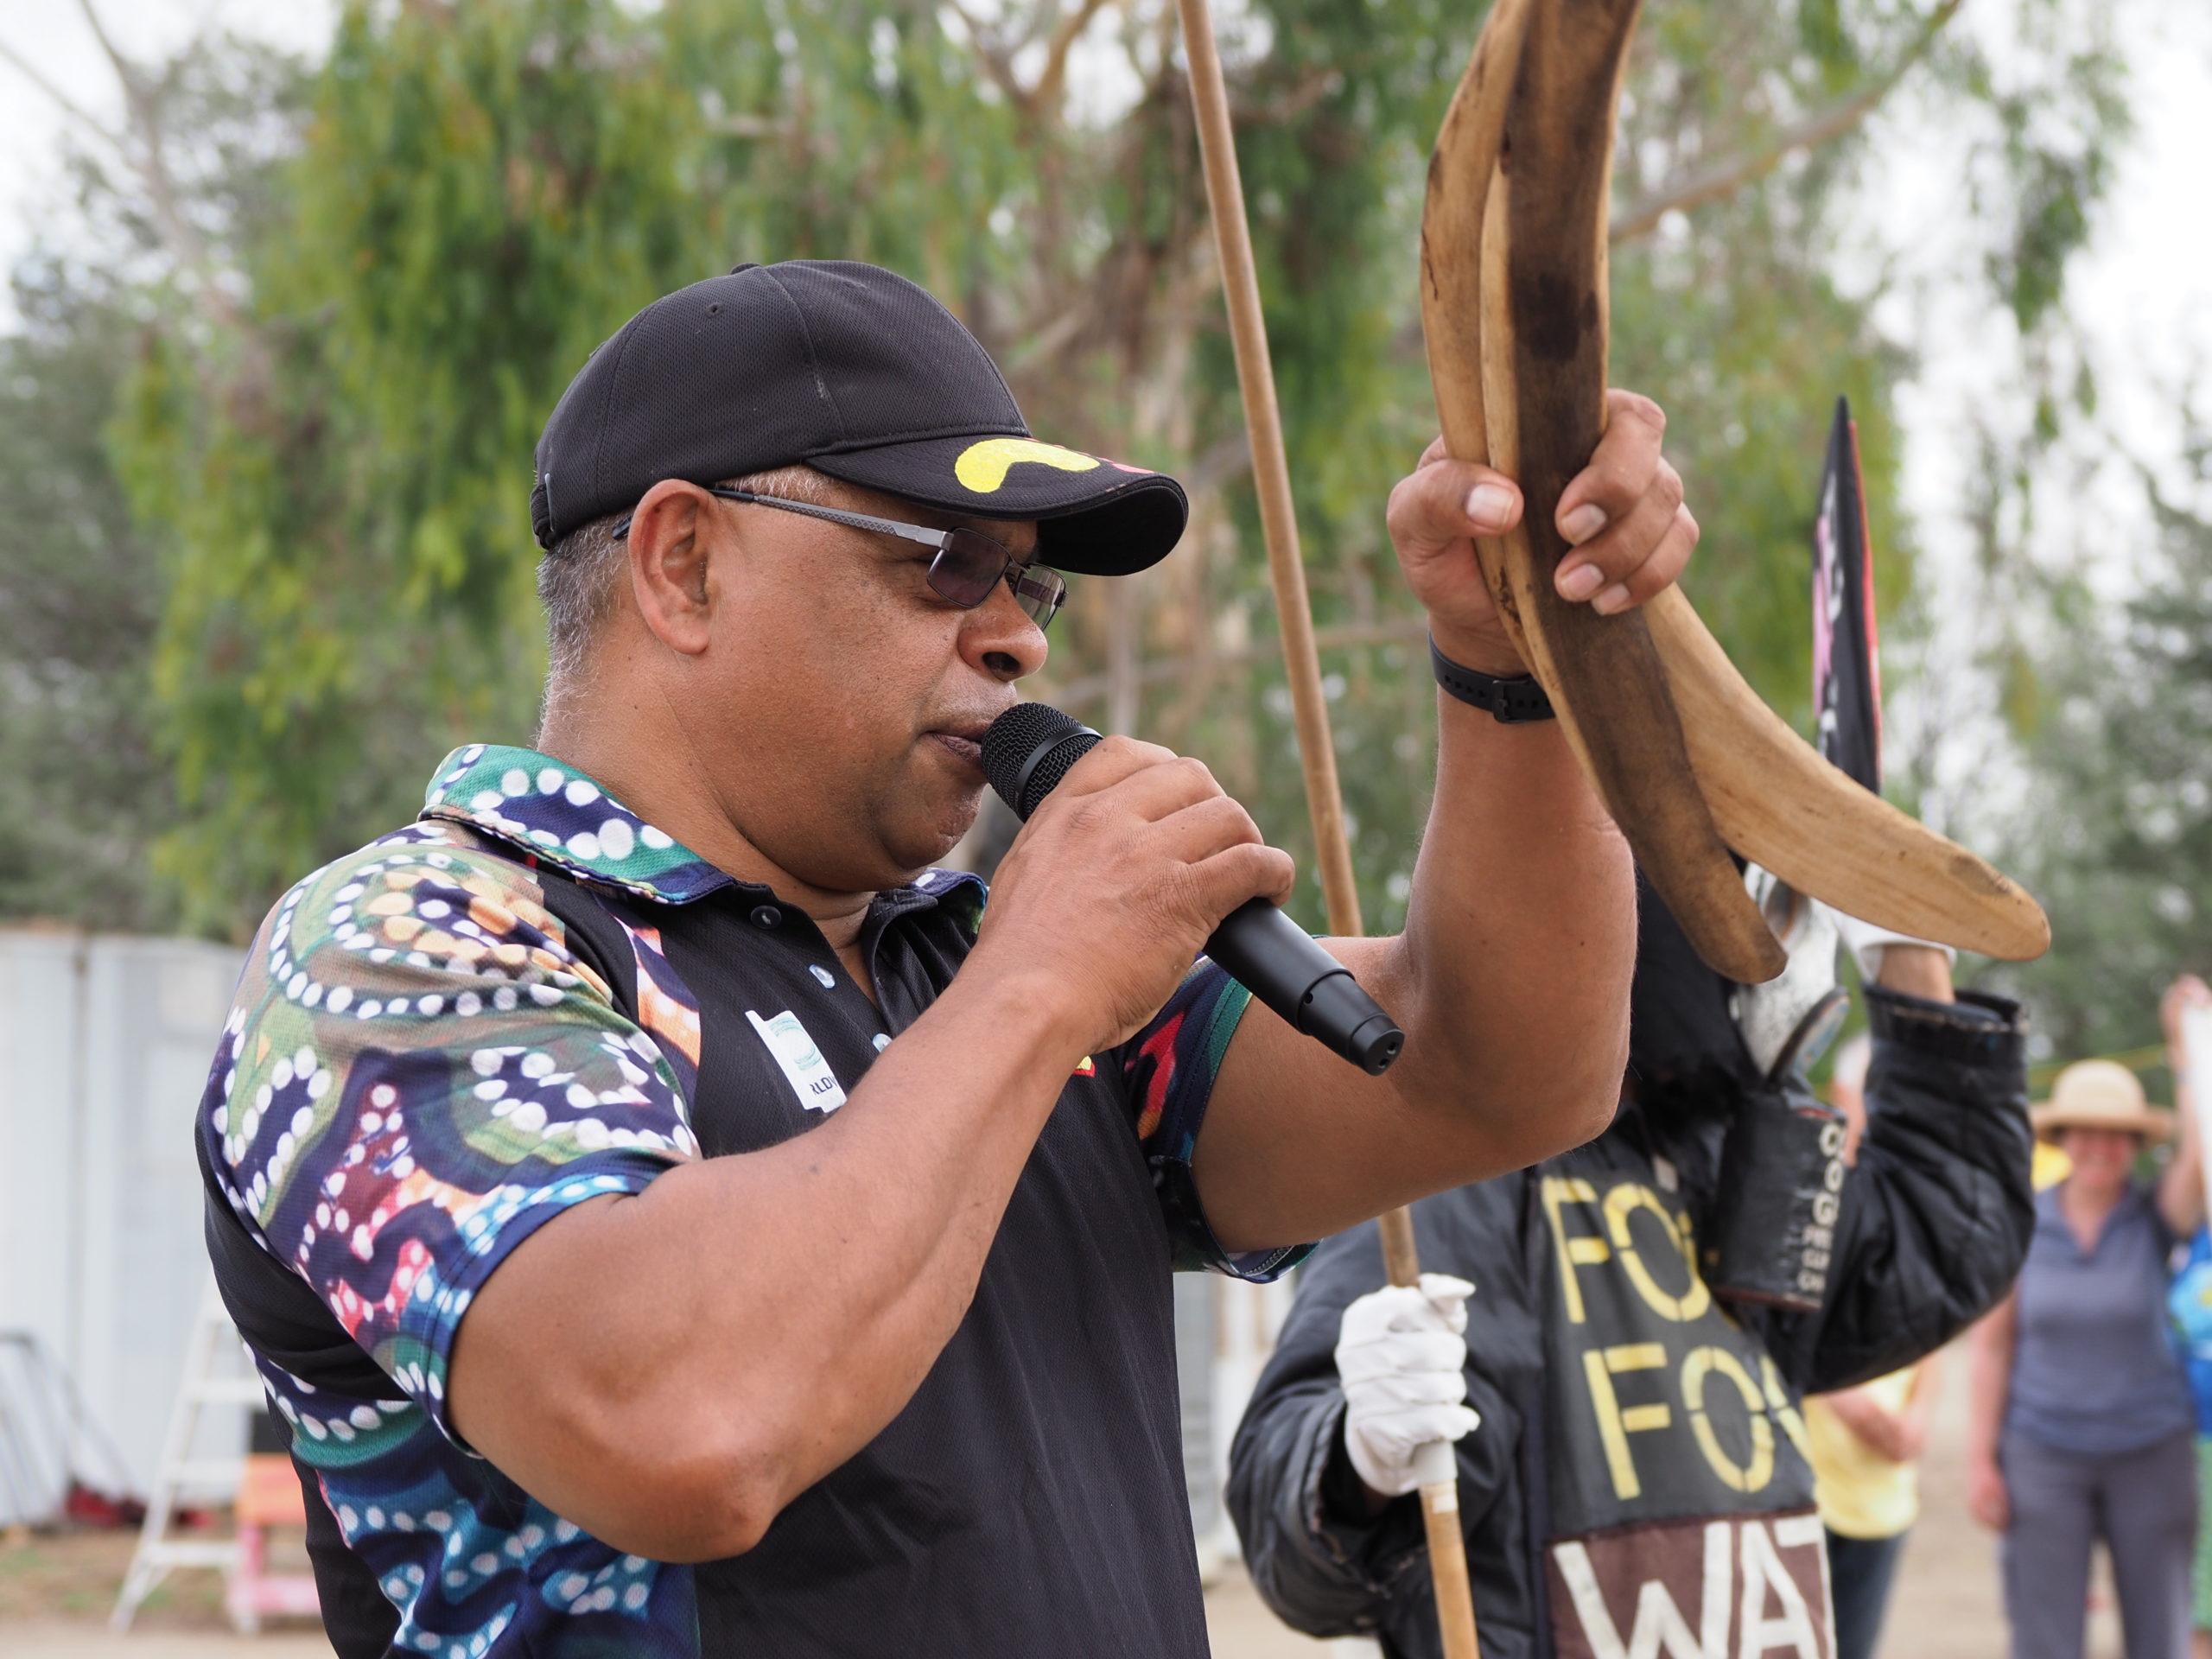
[1,1529,227,1630]
[0,1356,2137,1658]
[0,1523,328,1657]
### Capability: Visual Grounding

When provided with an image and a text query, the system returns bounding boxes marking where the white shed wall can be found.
[0,929,246,1519]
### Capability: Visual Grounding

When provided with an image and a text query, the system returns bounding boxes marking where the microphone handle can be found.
[1204,899,1405,1075]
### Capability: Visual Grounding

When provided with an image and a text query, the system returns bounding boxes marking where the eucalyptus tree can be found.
[2000,439,2212,1062]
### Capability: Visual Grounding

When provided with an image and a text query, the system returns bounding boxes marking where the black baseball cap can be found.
[531,260,1188,575]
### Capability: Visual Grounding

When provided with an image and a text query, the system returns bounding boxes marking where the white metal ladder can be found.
[111,1276,265,1629]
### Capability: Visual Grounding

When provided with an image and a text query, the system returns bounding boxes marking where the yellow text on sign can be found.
[1545,1174,1816,1502]
[1545,1176,1708,1325]
[1583,1344,1795,1502]
[1582,1344,1673,1499]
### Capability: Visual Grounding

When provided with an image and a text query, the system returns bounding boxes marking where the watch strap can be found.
[1429,636,1555,722]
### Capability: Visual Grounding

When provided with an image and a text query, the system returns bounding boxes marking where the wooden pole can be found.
[1171,3,1480,1653]
[1171,0,1357,940]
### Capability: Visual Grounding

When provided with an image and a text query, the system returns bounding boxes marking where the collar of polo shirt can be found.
[421,743,985,923]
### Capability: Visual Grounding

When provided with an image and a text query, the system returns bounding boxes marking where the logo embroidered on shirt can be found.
[747,1009,848,1112]
[1073,1056,1096,1077]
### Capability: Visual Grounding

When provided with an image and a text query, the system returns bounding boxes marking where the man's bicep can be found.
[444,1188,626,1448]
[1188,937,1525,1253]
[442,1174,746,1556]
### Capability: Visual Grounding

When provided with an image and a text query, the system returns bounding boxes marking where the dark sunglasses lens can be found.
[925,529,1007,608]
[1012,566,1067,628]
[927,531,1065,628]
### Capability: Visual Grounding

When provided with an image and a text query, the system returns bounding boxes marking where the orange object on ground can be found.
[226,1452,320,1631]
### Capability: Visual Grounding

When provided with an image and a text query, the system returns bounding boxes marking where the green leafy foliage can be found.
[111,0,1047,935]
[1976,23,2126,338]
[0,265,175,930]
[2000,438,2212,1058]
[124,3,716,931]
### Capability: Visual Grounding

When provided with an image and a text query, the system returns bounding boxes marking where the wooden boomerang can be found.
[1419,0,2050,978]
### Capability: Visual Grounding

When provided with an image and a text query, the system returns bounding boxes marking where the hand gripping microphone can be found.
[981,703,1406,1074]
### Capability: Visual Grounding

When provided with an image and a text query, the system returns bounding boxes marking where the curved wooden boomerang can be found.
[1419,0,2050,978]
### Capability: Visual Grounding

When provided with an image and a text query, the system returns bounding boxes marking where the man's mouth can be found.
[927,723,993,772]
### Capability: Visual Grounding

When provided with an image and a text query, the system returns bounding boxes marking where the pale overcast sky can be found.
[0,0,331,279]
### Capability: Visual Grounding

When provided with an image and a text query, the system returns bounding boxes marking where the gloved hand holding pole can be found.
[1336,1274,1481,1500]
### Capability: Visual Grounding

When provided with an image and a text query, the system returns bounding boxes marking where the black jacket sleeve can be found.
[1225,1186,1545,1659]
[1746,986,2034,1393]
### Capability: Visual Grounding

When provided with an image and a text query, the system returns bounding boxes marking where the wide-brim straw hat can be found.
[2031,1058,2173,1142]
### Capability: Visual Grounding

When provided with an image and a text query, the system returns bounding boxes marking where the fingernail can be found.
[1557,563,1603,602]
[1560,504,1607,544]
[1591,582,1631,616]
[1465,483,1516,531]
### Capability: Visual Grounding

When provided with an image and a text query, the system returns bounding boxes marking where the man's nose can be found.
[963,579,1048,682]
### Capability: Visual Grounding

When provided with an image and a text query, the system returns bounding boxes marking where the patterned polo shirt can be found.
[198,743,1306,1659]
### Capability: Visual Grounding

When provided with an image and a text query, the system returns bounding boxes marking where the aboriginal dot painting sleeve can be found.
[1122,958,1314,1282]
[203,818,699,1423]
[200,816,704,1659]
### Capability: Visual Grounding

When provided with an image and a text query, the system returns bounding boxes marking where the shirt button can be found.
[749,905,782,930]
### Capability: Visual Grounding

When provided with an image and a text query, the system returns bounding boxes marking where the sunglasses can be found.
[612,487,1067,628]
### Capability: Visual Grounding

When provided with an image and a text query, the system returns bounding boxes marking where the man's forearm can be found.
[1876,943,1954,1002]
[1377,694,1634,1161]
[448,963,1088,1559]
[449,723,1301,1553]
[1192,695,1633,1250]
[1189,415,1689,1250]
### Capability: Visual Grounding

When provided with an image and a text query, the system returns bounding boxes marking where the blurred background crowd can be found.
[0,0,2207,1656]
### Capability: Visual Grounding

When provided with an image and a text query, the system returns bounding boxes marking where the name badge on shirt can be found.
[747,1009,848,1113]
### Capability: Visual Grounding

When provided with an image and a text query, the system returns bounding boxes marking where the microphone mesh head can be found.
[982,702,1099,820]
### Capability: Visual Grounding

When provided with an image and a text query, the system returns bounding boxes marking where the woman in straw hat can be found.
[1967,976,2209,1659]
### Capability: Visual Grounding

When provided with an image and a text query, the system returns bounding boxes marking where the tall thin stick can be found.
[1172,0,1357,939]
[1170,3,1481,1655]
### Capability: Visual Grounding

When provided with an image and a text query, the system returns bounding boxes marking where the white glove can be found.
[1335,1273,1480,1497]
[1827,907,1955,984]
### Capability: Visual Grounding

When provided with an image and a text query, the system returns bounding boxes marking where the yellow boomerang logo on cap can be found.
[955,437,1103,494]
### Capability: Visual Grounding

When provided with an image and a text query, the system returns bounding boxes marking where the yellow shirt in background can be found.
[1806,1365,1921,1540]
[2032,1141,2074,1191]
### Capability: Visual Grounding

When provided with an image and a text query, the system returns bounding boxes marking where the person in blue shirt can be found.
[1967,975,2209,1659]
[2172,1222,2212,1659]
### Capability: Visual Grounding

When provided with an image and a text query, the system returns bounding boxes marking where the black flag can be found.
[1812,397,1881,792]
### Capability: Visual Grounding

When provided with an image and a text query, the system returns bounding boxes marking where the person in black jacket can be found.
[1226,875,2033,1659]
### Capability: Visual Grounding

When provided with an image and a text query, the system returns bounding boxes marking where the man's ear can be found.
[626,480,718,657]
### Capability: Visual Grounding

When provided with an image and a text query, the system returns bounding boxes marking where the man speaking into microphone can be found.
[196,259,1698,1658]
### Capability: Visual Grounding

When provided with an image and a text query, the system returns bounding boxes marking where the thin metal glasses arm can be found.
[702,487,964,552]
[608,491,952,550]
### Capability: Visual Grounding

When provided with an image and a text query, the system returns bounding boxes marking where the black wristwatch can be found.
[1429,635,1555,722]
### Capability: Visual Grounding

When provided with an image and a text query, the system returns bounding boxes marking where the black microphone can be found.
[981,703,1406,1075]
